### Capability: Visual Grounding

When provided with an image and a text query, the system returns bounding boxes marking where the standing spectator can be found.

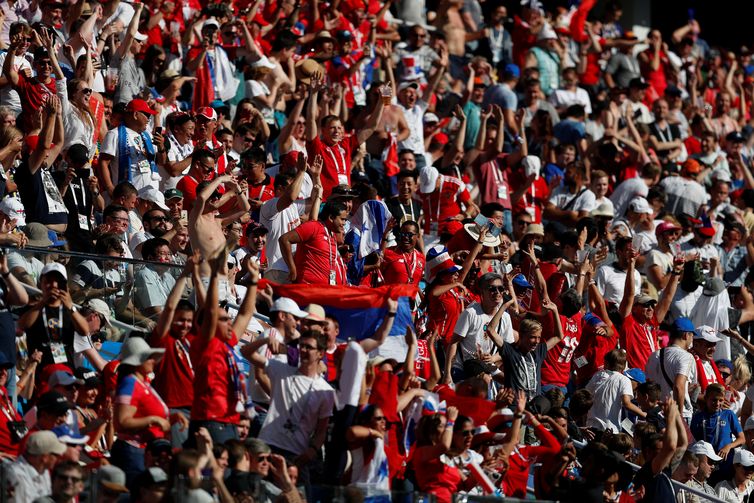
[596,237,642,305]
[660,159,708,217]
[586,349,646,431]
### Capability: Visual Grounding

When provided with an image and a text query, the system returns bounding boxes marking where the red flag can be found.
[383,133,400,177]
[437,387,497,426]
[570,0,596,43]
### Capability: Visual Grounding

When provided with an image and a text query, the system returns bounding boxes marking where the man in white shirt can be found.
[715,449,754,502]
[660,159,708,217]
[260,163,309,283]
[586,349,646,432]
[447,273,514,382]
[5,431,66,503]
[645,317,697,422]
[99,99,161,196]
[596,236,642,305]
[610,163,661,218]
[548,67,592,115]
[247,331,335,494]
[544,161,596,226]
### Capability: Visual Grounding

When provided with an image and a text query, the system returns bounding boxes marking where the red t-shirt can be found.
[306,135,359,199]
[412,445,462,503]
[176,175,202,211]
[151,331,196,409]
[293,220,347,285]
[510,170,549,223]
[502,423,561,498]
[16,73,56,131]
[248,175,275,203]
[0,388,22,457]
[427,289,466,343]
[619,314,659,370]
[381,247,425,285]
[115,375,169,446]
[541,312,583,387]
[475,155,512,209]
[574,323,617,386]
[421,175,471,234]
[191,332,241,424]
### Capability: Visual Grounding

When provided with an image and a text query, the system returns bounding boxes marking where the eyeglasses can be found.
[516,220,531,226]
[487,286,505,293]
[299,343,318,351]
[56,475,82,482]
[373,415,386,421]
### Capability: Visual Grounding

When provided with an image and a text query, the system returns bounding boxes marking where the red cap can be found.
[439,219,463,236]
[196,106,218,121]
[695,226,716,237]
[655,221,681,237]
[433,132,449,145]
[682,158,702,175]
[127,98,157,115]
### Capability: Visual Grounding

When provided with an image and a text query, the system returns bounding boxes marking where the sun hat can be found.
[118,336,165,366]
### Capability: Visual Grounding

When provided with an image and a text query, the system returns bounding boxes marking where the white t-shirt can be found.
[452,302,513,370]
[161,134,194,191]
[102,127,161,192]
[715,478,754,503]
[0,52,32,113]
[660,176,707,216]
[259,198,305,272]
[548,186,597,213]
[549,87,592,114]
[399,100,429,162]
[595,263,642,305]
[585,369,633,432]
[258,359,335,456]
[610,177,649,218]
[645,345,696,419]
[247,328,287,405]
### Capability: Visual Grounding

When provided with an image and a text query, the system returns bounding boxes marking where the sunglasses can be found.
[80,88,92,95]
[257,455,270,462]
[373,415,386,421]
[37,60,53,67]
[720,372,731,379]
[487,286,505,293]
[516,220,531,226]
[398,231,417,238]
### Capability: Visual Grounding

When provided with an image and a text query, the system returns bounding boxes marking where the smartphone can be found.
[180,210,188,220]
[154,126,163,135]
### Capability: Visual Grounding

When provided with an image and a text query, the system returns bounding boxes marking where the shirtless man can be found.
[189,174,251,301]
[434,0,487,79]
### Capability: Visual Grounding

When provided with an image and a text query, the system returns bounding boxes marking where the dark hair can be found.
[176,299,195,312]
[568,389,594,418]
[142,237,170,261]
[615,236,632,252]
[216,127,232,138]
[320,201,347,221]
[480,202,505,217]
[103,204,128,220]
[636,382,661,402]
[225,440,246,468]
[271,29,298,52]
[113,182,138,199]
[415,414,445,447]
[191,148,215,165]
[52,461,83,479]
[299,329,327,351]
[95,234,125,255]
[453,415,473,433]
[398,149,416,158]
[604,349,627,371]
[400,220,420,233]
[273,172,293,189]
[396,169,418,182]
[559,288,582,317]
[241,147,266,166]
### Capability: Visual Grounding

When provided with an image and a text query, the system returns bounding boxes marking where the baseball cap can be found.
[48,370,83,388]
[672,317,696,334]
[628,197,652,215]
[126,99,157,115]
[40,262,68,280]
[590,202,614,218]
[397,81,419,93]
[270,297,308,318]
[655,221,681,236]
[305,304,326,321]
[624,368,646,383]
[634,293,657,306]
[504,63,520,79]
[694,325,722,343]
[726,131,746,143]
[423,112,440,124]
[51,424,89,445]
[25,430,66,456]
[74,367,102,387]
[137,186,170,211]
[133,31,148,42]
[629,77,650,89]
[37,391,74,415]
[0,198,25,226]
[734,449,754,467]
[682,159,703,175]
[745,417,754,432]
[689,441,723,461]
[164,188,183,201]
[512,274,533,290]
[196,107,218,121]
[202,19,220,30]
[84,298,112,326]
[97,465,129,493]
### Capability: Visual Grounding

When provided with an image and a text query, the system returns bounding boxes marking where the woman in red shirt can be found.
[112,337,183,485]
[0,361,23,459]
[412,406,476,503]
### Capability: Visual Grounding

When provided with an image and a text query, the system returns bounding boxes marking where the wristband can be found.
[248,281,258,286]
[387,312,397,317]
[446,420,455,427]
[513,413,524,419]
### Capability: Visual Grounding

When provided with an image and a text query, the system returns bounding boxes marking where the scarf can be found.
[117,124,157,183]
[693,354,723,392]
[192,46,239,110]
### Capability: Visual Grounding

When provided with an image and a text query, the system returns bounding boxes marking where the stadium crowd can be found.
[0,0,754,501]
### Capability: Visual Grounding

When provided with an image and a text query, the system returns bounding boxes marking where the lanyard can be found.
[0,390,14,421]
[322,222,334,271]
[175,337,194,374]
[399,201,415,223]
[403,250,417,284]
[656,124,671,143]
[644,324,656,353]
[324,141,347,176]
[69,180,86,209]
[42,305,64,343]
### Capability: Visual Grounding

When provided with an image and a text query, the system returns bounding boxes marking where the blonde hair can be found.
[520,318,543,337]
[733,354,752,388]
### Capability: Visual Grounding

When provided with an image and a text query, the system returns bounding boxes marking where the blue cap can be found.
[504,64,520,79]
[512,274,533,289]
[583,312,605,327]
[47,230,66,248]
[673,317,696,333]
[715,359,733,372]
[624,368,646,384]
[51,425,89,445]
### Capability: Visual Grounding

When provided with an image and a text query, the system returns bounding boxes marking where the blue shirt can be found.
[690,408,741,453]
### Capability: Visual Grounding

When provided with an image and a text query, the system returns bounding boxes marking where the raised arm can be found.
[153,260,194,341]
[618,248,637,319]
[2,35,22,87]
[356,86,388,145]
[542,299,564,350]
[231,259,259,335]
[441,105,466,168]
[114,3,144,61]
[198,247,226,342]
[278,96,306,154]
[276,153,308,211]
[305,72,324,141]
[654,258,682,324]
[360,298,397,354]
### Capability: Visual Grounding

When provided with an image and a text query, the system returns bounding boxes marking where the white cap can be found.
[0,198,25,226]
[522,155,541,178]
[628,197,652,215]
[423,113,440,124]
[689,441,723,461]
[537,24,557,41]
[251,55,277,70]
[270,297,308,318]
[694,325,722,343]
[591,202,615,218]
[734,448,754,467]
[40,262,68,280]
[138,186,170,211]
[203,19,220,30]
[26,431,66,456]
[418,166,439,194]
[84,298,112,326]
